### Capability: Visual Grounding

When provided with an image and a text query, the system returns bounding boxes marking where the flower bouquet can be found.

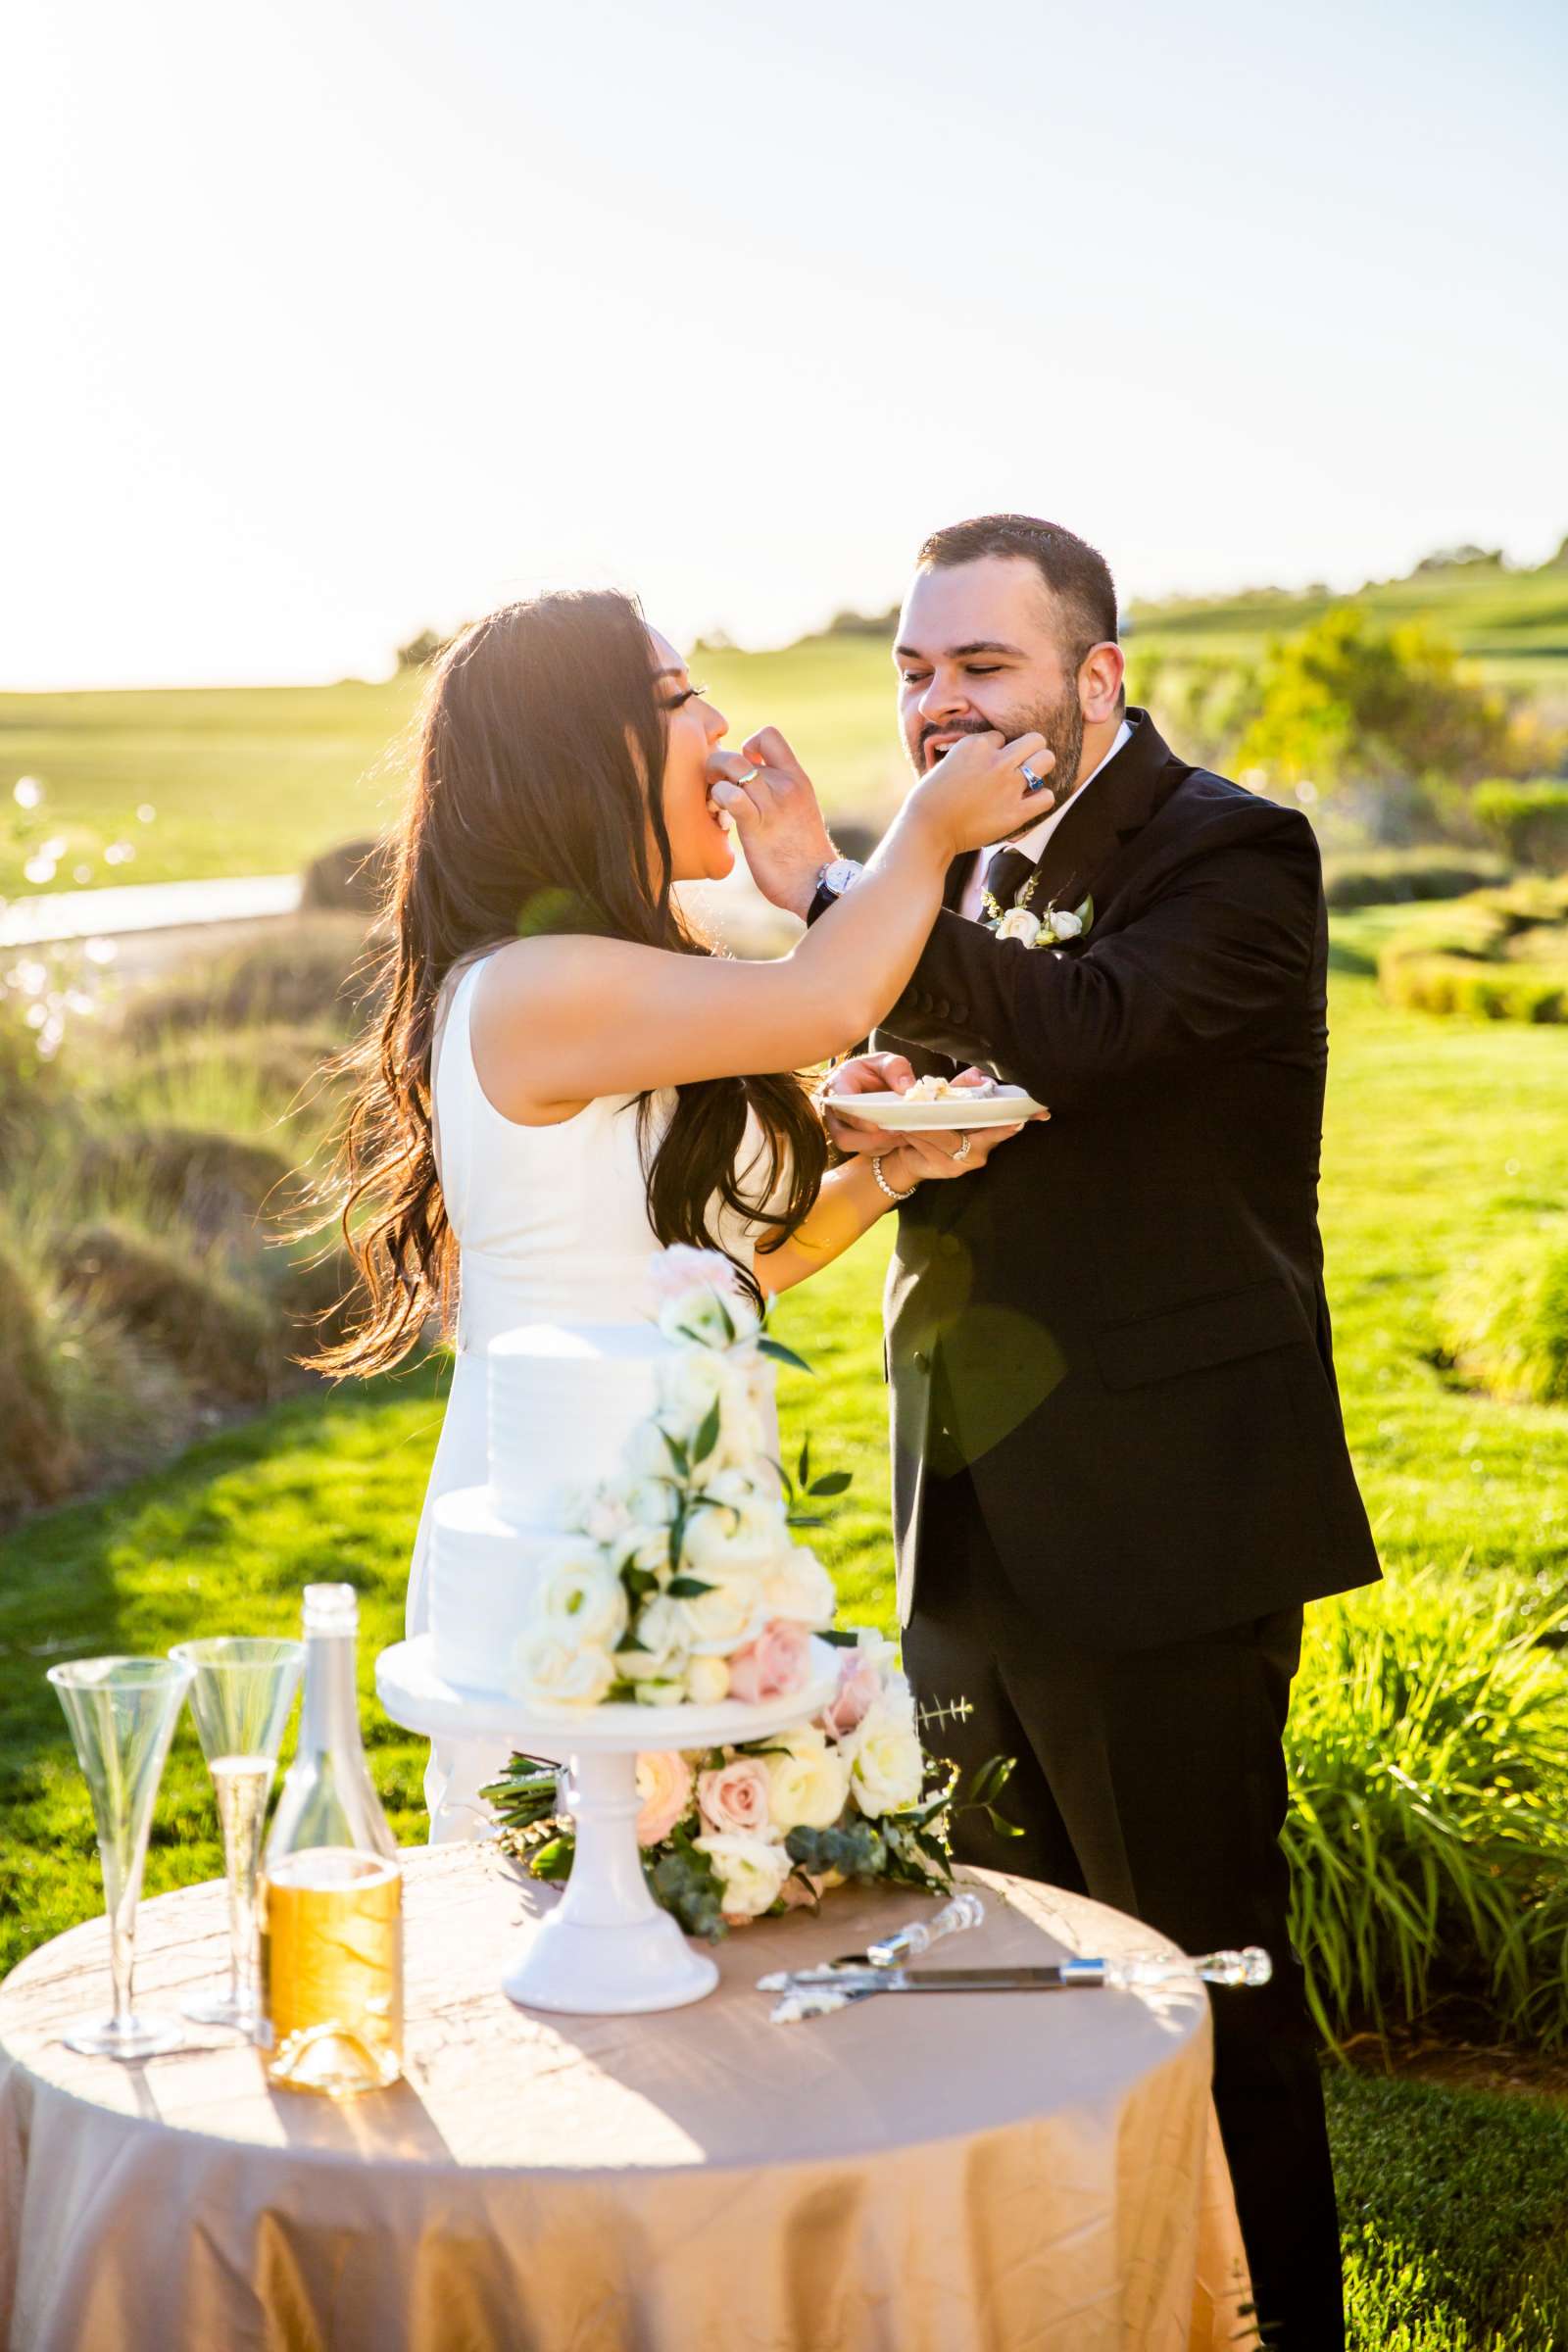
[485,1634,1018,1939]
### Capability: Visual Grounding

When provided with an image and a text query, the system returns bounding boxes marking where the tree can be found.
[395,627,451,670]
[1233,605,1522,797]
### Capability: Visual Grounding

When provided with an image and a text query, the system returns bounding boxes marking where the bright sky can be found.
[5,0,1564,689]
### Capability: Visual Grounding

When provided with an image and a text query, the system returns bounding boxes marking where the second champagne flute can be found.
[171,1637,306,2033]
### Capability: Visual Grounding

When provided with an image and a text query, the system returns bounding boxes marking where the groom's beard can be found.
[914,684,1086,815]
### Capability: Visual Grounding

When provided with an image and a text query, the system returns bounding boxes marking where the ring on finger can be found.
[953,1130,972,1162]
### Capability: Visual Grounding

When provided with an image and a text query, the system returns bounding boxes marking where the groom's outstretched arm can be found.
[877,801,1322,1106]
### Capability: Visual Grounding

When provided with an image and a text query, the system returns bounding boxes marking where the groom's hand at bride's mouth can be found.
[707,727,836,920]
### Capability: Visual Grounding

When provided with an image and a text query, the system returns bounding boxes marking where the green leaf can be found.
[798,1436,811,1489]
[661,1429,689,1477]
[808,1470,852,1496]
[529,1836,575,1882]
[758,1335,813,1374]
[691,1395,722,1468]
[666,1574,715,1599]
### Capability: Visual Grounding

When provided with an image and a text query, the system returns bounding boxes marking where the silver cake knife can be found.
[760,1946,1272,2024]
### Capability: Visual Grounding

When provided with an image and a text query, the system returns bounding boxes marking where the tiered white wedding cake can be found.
[426,1249,836,1711]
[427,1322,673,1690]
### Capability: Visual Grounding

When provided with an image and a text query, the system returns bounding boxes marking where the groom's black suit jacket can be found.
[860,708,1380,1648]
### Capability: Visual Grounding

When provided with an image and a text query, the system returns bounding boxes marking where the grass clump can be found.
[1378,876,1568,1020]
[0,1237,81,1513]
[1284,1580,1568,2049]
[1436,1228,1568,1406]
[0,912,374,1524]
[120,914,372,1044]
[51,1223,279,1401]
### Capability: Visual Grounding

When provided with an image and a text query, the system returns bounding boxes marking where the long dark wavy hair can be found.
[311,588,827,1375]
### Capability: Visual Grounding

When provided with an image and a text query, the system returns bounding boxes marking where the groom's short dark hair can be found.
[917,514,1119,672]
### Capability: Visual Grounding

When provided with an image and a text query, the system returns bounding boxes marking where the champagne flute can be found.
[47,1655,194,2059]
[170,1637,305,2033]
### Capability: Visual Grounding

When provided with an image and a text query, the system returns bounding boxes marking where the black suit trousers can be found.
[903,1467,1343,2352]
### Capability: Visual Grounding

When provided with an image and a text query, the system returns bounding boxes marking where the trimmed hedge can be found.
[1378,877,1568,1020]
[1473,780,1568,872]
[1322,846,1510,909]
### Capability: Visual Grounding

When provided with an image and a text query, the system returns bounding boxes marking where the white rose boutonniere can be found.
[984,889,1095,951]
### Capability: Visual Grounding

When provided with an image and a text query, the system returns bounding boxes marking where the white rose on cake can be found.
[536,1545,629,1650]
[655,1347,763,1468]
[758,1543,836,1628]
[844,1697,925,1817]
[509,1626,617,1709]
[615,1593,690,1688]
[693,1831,791,1919]
[675,1563,769,1657]
[683,1489,792,1582]
[761,1724,851,1832]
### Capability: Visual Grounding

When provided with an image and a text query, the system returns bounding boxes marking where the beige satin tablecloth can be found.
[0,1846,1255,2351]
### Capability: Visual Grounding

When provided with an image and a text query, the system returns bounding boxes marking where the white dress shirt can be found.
[958,717,1134,922]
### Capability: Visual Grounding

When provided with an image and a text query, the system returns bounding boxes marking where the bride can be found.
[314,587,1049,1836]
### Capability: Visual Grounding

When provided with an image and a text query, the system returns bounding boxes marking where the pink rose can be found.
[697,1755,772,1838]
[822,1645,882,1741]
[634,1751,694,1847]
[648,1246,744,1303]
[727,1619,811,1705]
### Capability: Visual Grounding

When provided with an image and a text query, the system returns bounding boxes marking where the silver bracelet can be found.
[871,1152,916,1203]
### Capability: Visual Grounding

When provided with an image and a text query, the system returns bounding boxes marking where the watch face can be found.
[824,858,862,896]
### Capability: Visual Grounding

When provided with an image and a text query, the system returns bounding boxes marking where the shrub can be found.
[1473,781,1568,872]
[1322,847,1510,909]
[1436,1230,1568,1405]
[1284,1581,1568,2049]
[300,836,394,914]
[1378,877,1568,1021]
[120,915,374,1045]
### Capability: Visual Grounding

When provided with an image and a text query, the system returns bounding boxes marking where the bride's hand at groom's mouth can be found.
[706,726,836,921]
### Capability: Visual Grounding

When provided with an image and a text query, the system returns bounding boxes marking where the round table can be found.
[0,1847,1256,2352]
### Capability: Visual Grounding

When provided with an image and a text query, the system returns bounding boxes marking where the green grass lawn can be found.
[4,553,1564,898]
[3,931,1567,2344]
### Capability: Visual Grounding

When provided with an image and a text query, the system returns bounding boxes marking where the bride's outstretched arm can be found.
[468,732,1054,1122]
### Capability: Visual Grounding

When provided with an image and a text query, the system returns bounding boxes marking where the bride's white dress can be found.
[409,950,772,1839]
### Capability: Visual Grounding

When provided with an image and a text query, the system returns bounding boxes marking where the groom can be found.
[737,514,1381,2349]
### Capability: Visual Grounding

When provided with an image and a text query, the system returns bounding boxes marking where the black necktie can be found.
[980,845,1036,915]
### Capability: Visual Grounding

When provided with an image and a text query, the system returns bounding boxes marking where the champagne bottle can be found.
[260,1584,403,2094]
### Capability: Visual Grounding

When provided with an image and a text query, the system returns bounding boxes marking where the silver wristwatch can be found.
[817,857,863,899]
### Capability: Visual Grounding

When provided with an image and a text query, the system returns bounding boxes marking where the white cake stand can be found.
[375,1634,840,2016]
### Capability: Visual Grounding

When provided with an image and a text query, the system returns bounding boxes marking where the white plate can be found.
[821,1086,1045,1130]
